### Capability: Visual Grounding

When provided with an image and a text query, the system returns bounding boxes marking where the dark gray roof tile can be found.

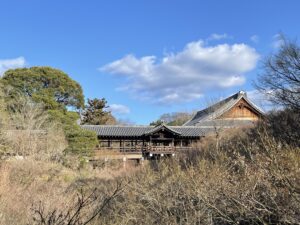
[81,125,205,138]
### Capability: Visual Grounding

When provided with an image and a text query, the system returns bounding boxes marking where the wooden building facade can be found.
[81,124,205,157]
[183,91,264,127]
[81,91,264,158]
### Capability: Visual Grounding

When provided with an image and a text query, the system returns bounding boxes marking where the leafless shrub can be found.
[0,159,76,225]
[0,130,299,225]
[3,95,67,161]
[31,182,124,225]
[0,91,298,225]
[91,125,298,225]
[265,108,300,147]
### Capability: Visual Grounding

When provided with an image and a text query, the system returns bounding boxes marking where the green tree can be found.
[81,98,116,125]
[1,67,84,110]
[1,67,97,155]
[48,110,98,155]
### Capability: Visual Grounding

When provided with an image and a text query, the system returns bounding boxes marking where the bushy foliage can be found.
[0,67,98,155]
[48,110,98,155]
[1,67,84,110]
[64,127,98,155]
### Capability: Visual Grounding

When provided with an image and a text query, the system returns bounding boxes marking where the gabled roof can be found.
[183,91,264,126]
[144,124,181,135]
[81,125,205,138]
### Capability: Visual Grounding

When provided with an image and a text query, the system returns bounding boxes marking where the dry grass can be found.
[0,157,139,225]
[0,159,75,225]
[0,111,299,225]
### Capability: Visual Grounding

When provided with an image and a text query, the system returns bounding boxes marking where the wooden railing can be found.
[144,146,174,153]
[97,146,194,154]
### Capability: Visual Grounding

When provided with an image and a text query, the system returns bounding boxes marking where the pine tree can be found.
[81,98,116,125]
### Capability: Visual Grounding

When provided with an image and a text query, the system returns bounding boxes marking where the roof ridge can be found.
[81,124,210,129]
[183,91,253,126]
[241,95,265,115]
[81,124,154,128]
[144,124,181,135]
[81,125,205,137]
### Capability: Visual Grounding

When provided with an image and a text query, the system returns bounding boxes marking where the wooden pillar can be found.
[121,139,124,153]
[135,140,137,152]
[171,138,174,151]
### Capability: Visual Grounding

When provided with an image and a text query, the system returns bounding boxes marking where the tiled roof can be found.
[144,124,181,135]
[172,127,206,136]
[81,125,149,137]
[183,91,264,126]
[81,91,263,138]
[81,125,205,138]
[194,119,256,127]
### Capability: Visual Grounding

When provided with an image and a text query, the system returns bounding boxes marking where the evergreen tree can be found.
[1,67,97,155]
[81,98,116,125]
[2,67,84,110]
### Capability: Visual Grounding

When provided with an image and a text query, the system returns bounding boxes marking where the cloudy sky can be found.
[0,0,299,124]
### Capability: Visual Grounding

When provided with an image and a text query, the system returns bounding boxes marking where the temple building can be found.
[81,91,264,158]
[81,124,205,157]
[184,90,264,128]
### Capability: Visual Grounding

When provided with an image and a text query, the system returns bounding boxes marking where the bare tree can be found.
[31,182,124,225]
[256,36,300,110]
[4,94,67,159]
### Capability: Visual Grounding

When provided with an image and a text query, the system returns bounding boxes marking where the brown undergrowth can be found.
[0,127,299,225]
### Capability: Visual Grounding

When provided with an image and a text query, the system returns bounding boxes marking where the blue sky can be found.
[0,0,299,124]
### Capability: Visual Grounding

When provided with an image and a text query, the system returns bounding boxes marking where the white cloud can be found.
[272,34,284,49]
[108,104,130,115]
[0,57,26,76]
[100,40,259,104]
[250,35,259,43]
[207,33,232,41]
